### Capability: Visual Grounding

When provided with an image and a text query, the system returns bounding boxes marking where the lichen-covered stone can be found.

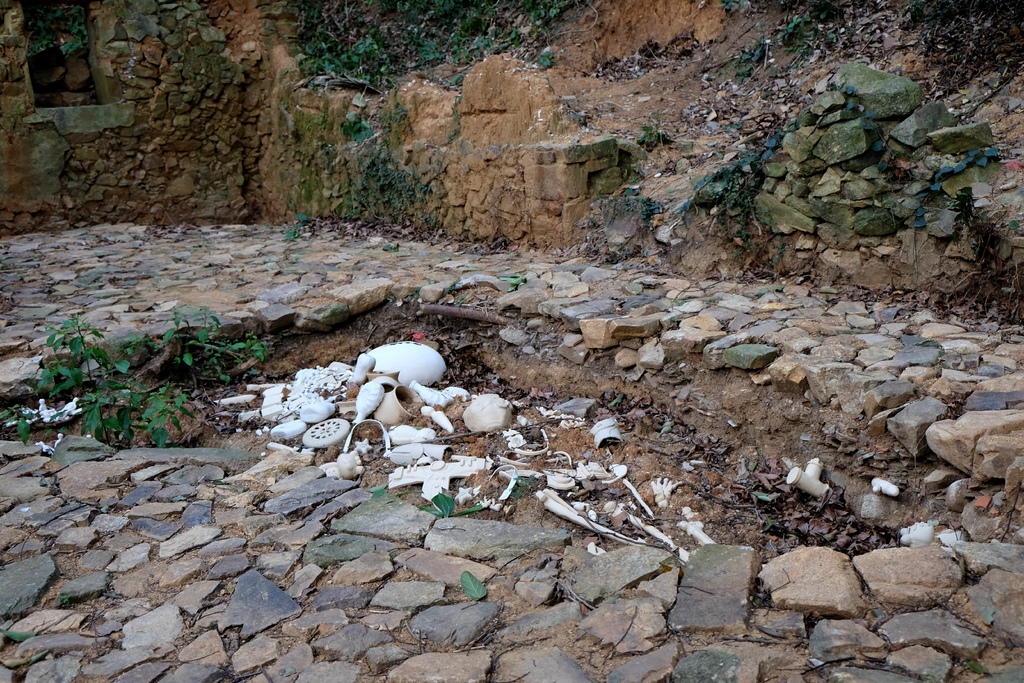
[836,63,924,118]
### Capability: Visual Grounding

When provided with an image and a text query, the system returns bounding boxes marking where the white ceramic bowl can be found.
[367,342,446,386]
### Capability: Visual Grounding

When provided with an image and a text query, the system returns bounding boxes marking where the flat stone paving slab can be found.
[668,544,757,634]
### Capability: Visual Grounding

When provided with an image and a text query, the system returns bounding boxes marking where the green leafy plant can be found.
[24,3,88,57]
[460,571,488,600]
[537,50,555,69]
[637,115,672,150]
[1,317,193,448]
[164,310,268,385]
[342,112,374,142]
[720,0,749,12]
[419,492,485,518]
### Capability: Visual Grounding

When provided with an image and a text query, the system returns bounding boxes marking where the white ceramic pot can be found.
[367,342,446,386]
[462,394,513,432]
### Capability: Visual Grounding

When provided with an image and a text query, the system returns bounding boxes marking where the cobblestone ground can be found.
[0,222,1023,682]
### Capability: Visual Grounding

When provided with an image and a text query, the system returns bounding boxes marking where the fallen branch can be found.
[418,304,512,326]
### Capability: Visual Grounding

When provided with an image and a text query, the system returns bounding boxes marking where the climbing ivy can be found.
[24,4,88,58]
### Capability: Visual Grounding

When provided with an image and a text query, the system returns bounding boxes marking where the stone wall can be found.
[0,0,295,233]
[257,54,644,247]
[685,63,1024,291]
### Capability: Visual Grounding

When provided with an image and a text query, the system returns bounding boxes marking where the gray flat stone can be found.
[303,533,396,567]
[52,435,115,465]
[312,586,373,611]
[828,667,920,683]
[115,447,258,474]
[425,518,568,560]
[500,601,582,638]
[578,597,666,653]
[264,477,357,515]
[370,580,446,612]
[160,663,226,683]
[410,602,501,646]
[570,545,679,605]
[329,493,434,543]
[111,663,171,683]
[295,661,360,683]
[0,554,58,618]
[668,545,756,634]
[159,525,222,558]
[389,651,492,683]
[497,646,596,683]
[122,604,183,649]
[24,655,80,683]
[887,397,948,457]
[312,623,392,661]
[672,649,741,683]
[810,619,887,661]
[220,569,301,637]
[952,541,1024,575]
[58,571,110,604]
[878,609,986,659]
[608,642,681,683]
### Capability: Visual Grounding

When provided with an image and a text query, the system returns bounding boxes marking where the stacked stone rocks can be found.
[752,63,998,244]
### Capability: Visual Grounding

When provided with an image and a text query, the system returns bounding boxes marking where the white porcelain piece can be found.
[871,477,900,498]
[270,419,307,441]
[463,394,513,433]
[302,418,351,448]
[441,386,470,401]
[652,478,680,508]
[299,400,335,424]
[388,425,437,446]
[367,341,446,386]
[421,406,454,433]
[334,451,364,479]
[677,519,715,545]
[388,455,488,499]
[408,380,453,408]
[591,417,622,448]
[899,521,934,548]
[535,488,642,545]
[787,457,830,498]
[388,442,450,466]
[374,385,419,426]
[351,353,375,385]
[355,382,385,422]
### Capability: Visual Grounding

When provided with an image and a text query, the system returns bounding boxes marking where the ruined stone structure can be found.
[0,0,295,232]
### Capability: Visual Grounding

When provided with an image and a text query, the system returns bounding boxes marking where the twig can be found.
[418,304,512,326]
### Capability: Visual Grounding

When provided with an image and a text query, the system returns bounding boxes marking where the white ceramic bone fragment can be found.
[514,430,549,457]
[355,382,385,422]
[270,419,307,441]
[388,455,489,500]
[441,386,470,401]
[546,472,577,491]
[218,394,257,406]
[266,442,299,453]
[652,478,681,508]
[408,380,453,408]
[368,341,447,386]
[871,477,900,498]
[900,522,935,548]
[421,406,454,433]
[299,400,336,424]
[677,519,715,546]
[462,394,514,433]
[388,425,437,446]
[535,489,644,546]
[586,542,606,556]
[623,478,656,518]
[627,512,679,551]
[352,353,375,385]
[389,443,451,466]
[591,418,622,448]
[787,458,830,498]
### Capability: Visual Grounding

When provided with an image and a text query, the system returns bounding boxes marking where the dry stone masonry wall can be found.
[686,63,1024,290]
[0,0,295,232]
[258,55,644,247]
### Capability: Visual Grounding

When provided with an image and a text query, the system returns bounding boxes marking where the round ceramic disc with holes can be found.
[302,418,351,448]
